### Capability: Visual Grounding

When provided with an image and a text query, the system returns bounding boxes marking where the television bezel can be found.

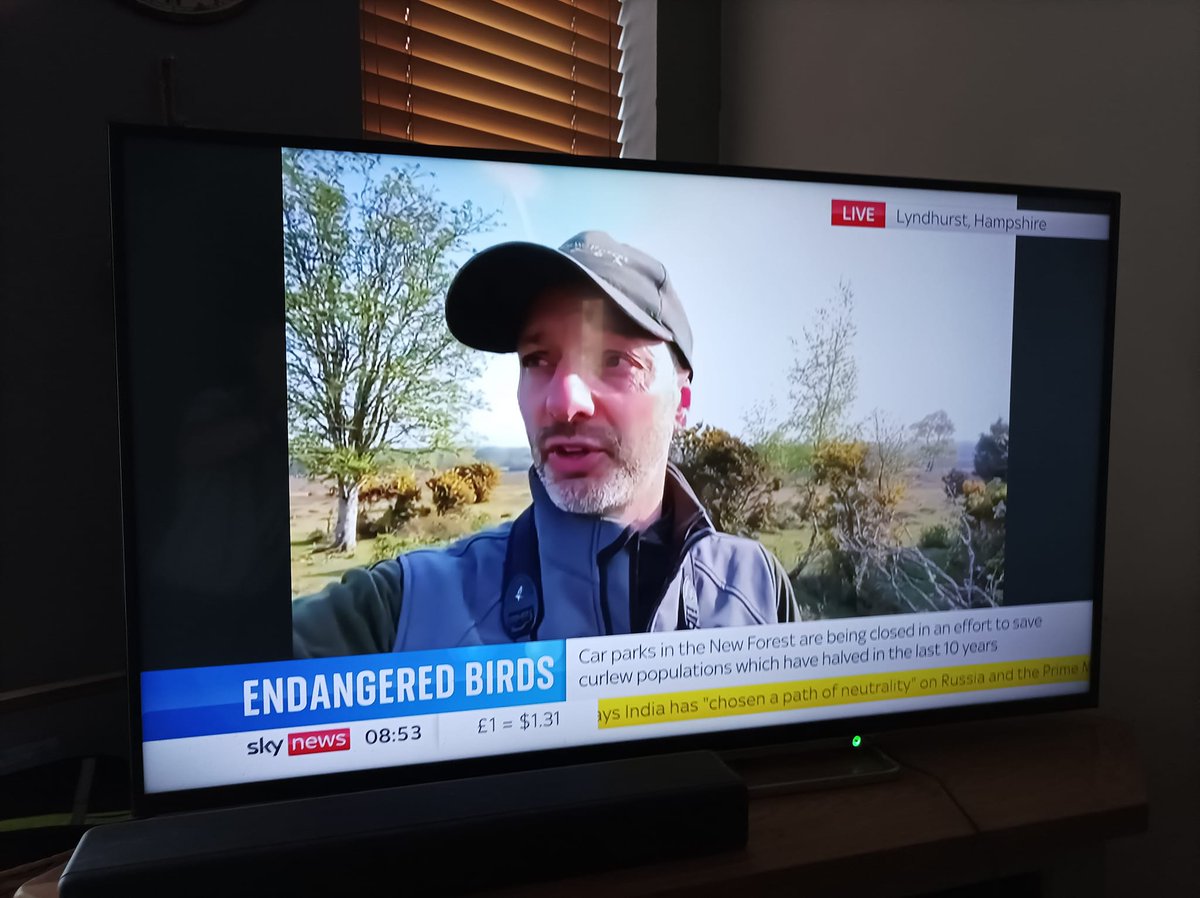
[109,124,1117,818]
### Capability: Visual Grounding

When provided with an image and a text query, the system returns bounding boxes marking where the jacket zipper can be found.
[649,526,711,629]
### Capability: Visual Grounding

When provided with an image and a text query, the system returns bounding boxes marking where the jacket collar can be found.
[525,463,714,637]
[527,462,713,558]
[662,462,714,547]
[528,466,624,556]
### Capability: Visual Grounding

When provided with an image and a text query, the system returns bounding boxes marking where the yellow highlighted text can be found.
[596,655,1090,728]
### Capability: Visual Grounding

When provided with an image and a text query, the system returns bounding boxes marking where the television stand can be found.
[724,740,900,795]
[490,713,1147,898]
[33,715,1146,898]
[59,751,748,897]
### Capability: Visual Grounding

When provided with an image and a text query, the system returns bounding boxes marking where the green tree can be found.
[742,398,812,480]
[973,418,1009,482]
[283,149,493,551]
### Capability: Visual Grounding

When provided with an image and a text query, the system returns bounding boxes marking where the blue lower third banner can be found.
[141,641,566,741]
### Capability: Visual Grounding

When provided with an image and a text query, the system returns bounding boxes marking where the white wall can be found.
[720,1,1199,893]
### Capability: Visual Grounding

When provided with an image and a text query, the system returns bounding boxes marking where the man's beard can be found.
[533,409,675,518]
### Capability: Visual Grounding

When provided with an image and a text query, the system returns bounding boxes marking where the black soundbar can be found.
[60,751,747,896]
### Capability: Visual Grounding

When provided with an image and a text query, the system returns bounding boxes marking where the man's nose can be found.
[545,368,595,422]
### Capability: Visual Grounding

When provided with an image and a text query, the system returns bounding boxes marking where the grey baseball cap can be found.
[444,231,694,375]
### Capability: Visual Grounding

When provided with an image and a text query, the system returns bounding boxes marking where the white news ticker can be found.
[566,602,1092,701]
[143,602,1092,793]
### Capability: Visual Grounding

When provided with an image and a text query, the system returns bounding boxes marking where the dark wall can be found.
[656,0,720,164]
[0,0,360,762]
[0,0,694,775]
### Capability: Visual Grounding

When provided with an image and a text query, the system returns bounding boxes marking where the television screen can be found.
[111,128,1115,810]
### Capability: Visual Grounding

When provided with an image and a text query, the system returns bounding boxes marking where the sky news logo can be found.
[832,200,886,228]
[288,727,351,756]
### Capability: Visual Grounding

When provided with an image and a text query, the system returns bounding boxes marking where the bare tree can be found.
[787,279,857,448]
[834,511,1004,612]
[864,409,913,499]
[911,410,956,472]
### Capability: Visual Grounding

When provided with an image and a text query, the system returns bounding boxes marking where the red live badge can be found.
[832,200,886,228]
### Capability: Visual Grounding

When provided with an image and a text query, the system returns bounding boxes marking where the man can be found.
[293,231,798,657]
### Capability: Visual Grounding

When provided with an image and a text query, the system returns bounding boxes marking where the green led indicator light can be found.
[851,735,862,748]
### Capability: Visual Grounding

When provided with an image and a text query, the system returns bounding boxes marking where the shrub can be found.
[453,462,502,503]
[942,468,968,499]
[356,470,423,535]
[809,439,869,483]
[940,476,1008,600]
[426,469,475,515]
[961,478,986,497]
[671,425,779,535]
[362,470,422,520]
[781,439,907,591]
[370,509,500,561]
[973,418,1009,482]
[964,478,1007,523]
[806,440,904,547]
[918,524,953,549]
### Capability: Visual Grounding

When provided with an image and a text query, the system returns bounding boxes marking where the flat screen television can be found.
[110,126,1116,816]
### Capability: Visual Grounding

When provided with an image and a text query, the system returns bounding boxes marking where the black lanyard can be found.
[500,505,543,641]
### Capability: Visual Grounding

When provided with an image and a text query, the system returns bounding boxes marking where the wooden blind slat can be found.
[361,0,623,157]
[418,0,621,70]
[365,6,618,94]
[362,61,619,143]
[379,0,622,47]
[495,0,621,46]
[364,102,546,152]
[362,16,618,117]
[549,0,620,26]
[364,74,618,155]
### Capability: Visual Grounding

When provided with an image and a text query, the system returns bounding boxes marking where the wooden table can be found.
[489,712,1147,897]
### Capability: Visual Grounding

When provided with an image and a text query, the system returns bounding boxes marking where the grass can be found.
[291,540,378,598]
[290,470,533,598]
[757,526,817,573]
[290,460,964,597]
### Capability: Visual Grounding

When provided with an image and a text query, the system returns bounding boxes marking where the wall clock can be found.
[125,0,253,23]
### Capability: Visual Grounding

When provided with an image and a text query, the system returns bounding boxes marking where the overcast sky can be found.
[289,150,1021,448]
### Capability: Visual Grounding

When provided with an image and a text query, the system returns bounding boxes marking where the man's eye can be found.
[520,353,547,369]
[602,352,632,370]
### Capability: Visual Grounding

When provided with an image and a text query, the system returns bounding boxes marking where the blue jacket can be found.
[293,465,797,657]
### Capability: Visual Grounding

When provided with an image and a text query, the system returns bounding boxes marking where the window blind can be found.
[361,0,623,156]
